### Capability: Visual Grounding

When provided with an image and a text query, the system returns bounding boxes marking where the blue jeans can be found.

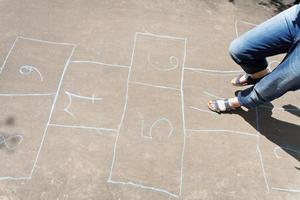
[229,4,300,109]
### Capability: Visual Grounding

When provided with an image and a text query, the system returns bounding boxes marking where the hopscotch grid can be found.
[29,44,77,178]
[108,32,137,181]
[235,20,298,194]
[0,36,75,96]
[108,32,186,198]
[1,23,295,197]
[0,36,76,180]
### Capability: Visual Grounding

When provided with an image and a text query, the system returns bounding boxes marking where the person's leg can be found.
[208,4,300,112]
[229,5,299,75]
[238,39,300,109]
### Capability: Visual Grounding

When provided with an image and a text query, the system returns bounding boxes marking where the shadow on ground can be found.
[225,103,300,163]
[230,0,300,13]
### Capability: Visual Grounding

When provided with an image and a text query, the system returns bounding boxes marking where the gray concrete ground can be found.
[0,0,299,199]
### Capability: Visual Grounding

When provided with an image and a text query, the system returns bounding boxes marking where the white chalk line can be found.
[234,19,257,38]
[129,81,181,91]
[0,34,74,77]
[108,180,179,198]
[203,91,224,99]
[65,91,102,101]
[140,118,150,139]
[272,187,300,193]
[48,123,116,133]
[0,176,31,181]
[29,44,77,178]
[19,65,44,82]
[70,60,130,69]
[17,36,75,46]
[0,37,75,180]
[259,105,300,112]
[185,67,242,75]
[0,37,19,75]
[0,93,55,96]
[179,38,188,196]
[273,146,300,159]
[64,91,103,117]
[108,32,185,198]
[189,106,218,115]
[108,32,137,181]
[186,128,258,138]
[136,32,186,41]
[255,108,270,193]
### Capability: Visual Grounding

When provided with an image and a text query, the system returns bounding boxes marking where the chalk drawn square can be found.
[0,37,74,94]
[16,126,115,199]
[51,62,128,130]
[110,83,184,196]
[183,69,257,134]
[182,130,266,199]
[0,95,53,178]
[257,107,300,192]
[130,33,185,89]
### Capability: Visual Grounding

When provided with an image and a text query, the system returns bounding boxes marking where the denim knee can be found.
[229,37,268,74]
[228,38,243,64]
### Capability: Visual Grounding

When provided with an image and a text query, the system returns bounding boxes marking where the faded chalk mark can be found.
[19,65,44,81]
[189,106,218,115]
[203,91,224,99]
[0,134,23,150]
[148,54,179,72]
[64,91,103,117]
[234,19,257,38]
[273,146,300,159]
[141,117,174,139]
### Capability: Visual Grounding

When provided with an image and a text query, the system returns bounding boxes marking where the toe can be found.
[207,101,215,110]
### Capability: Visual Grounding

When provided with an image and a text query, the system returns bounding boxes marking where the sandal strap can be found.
[233,73,267,86]
[223,99,232,111]
[212,99,233,112]
[233,74,245,85]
